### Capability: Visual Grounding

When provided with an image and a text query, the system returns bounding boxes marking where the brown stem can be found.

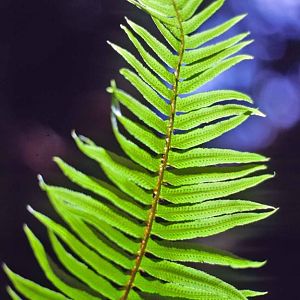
[120,1,185,299]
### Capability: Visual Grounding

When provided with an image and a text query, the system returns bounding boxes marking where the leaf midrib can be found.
[120,1,185,299]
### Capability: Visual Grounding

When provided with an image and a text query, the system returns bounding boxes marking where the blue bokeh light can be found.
[205,0,300,150]
[257,73,300,130]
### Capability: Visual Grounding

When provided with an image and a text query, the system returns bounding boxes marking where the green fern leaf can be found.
[147,240,266,268]
[182,0,225,35]
[177,89,254,112]
[6,287,23,300]
[4,0,277,299]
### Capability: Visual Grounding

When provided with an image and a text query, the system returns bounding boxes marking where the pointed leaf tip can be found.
[52,156,61,164]
[269,207,279,217]
[71,129,77,139]
[23,224,30,234]
[246,55,254,60]
[264,204,276,211]
[119,68,126,76]
[258,260,267,268]
[125,17,133,26]
[241,289,268,297]
[110,79,116,88]
[107,87,113,93]
[37,174,46,190]
[2,262,8,271]
[37,174,44,182]
[244,31,251,37]
[79,134,91,144]
[107,40,113,46]
[2,264,12,277]
[254,109,266,118]
[27,205,35,214]
[239,13,248,19]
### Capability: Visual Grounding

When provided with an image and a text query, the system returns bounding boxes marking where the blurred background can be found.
[0,0,299,299]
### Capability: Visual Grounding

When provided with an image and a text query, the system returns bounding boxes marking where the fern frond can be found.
[5,0,276,299]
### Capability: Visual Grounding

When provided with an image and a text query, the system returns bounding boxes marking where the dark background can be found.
[0,0,299,299]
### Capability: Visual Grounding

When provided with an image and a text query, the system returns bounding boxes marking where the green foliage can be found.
[4,0,277,299]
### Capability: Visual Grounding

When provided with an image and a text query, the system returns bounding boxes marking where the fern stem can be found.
[120,1,185,299]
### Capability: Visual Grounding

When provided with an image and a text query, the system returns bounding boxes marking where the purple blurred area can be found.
[0,0,299,299]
